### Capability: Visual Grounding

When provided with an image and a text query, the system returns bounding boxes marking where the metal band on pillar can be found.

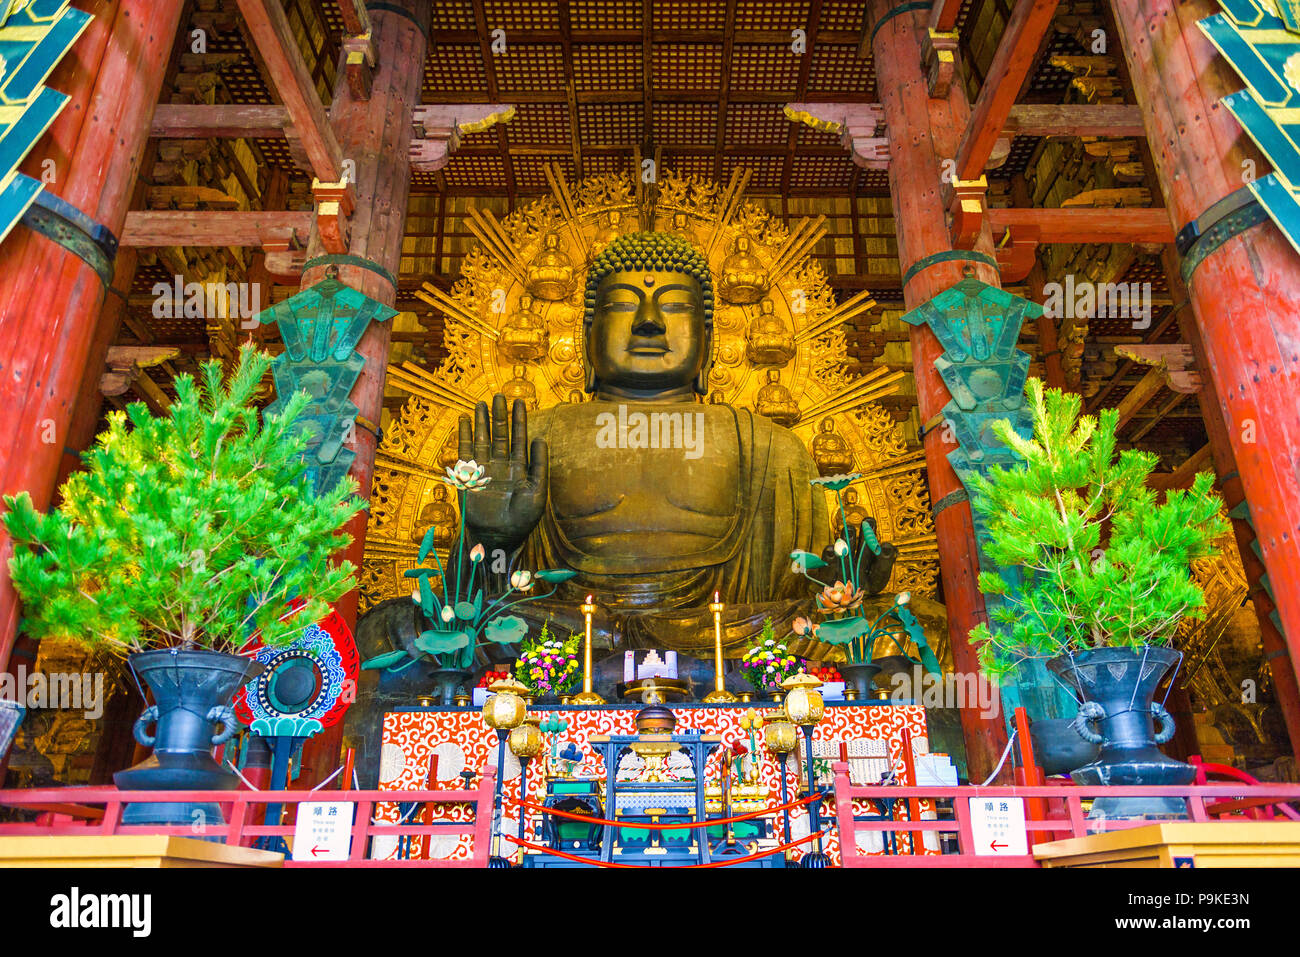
[19,191,118,287]
[901,249,999,289]
[869,0,932,46]
[930,488,970,518]
[1176,186,1268,285]
[302,253,398,290]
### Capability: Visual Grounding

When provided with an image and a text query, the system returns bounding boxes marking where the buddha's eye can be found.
[659,301,693,314]
[602,301,638,313]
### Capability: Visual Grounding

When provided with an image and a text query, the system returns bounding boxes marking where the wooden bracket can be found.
[1112,343,1202,394]
[343,33,375,101]
[783,102,889,170]
[100,346,180,414]
[923,29,959,98]
[258,223,307,283]
[409,104,516,172]
[311,179,356,254]
[994,223,1041,283]
[944,176,988,249]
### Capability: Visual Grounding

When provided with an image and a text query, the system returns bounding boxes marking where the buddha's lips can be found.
[627,337,670,355]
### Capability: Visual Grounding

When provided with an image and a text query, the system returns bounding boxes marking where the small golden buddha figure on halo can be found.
[718,235,768,304]
[497,293,549,362]
[753,368,800,427]
[501,363,539,410]
[438,435,461,469]
[592,210,624,257]
[410,484,458,548]
[668,211,696,243]
[745,297,795,366]
[811,416,854,476]
[835,487,871,537]
[526,232,578,300]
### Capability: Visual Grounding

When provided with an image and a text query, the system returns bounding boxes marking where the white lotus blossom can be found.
[445,459,491,491]
[440,606,455,622]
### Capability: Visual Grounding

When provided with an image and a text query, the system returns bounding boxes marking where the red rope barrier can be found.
[505,830,827,868]
[510,792,821,829]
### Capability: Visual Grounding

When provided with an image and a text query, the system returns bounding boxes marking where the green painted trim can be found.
[869,1,932,48]
[901,249,998,288]
[303,253,398,290]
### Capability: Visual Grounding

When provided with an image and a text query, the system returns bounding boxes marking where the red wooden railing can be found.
[0,765,496,868]
[832,762,1300,868]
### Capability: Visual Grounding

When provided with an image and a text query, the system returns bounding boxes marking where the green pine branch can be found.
[3,344,366,656]
[968,378,1228,681]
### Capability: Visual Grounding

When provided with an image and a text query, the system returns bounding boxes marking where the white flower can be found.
[445,459,491,491]
[469,543,485,563]
[440,606,455,622]
[411,587,421,604]
[896,592,911,605]
[764,639,774,647]
[833,538,849,556]
[510,570,534,591]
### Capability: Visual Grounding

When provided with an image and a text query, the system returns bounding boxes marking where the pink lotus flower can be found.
[817,580,864,613]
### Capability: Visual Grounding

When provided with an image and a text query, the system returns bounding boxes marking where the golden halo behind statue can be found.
[360,164,939,614]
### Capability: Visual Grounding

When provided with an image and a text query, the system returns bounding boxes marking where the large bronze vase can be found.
[1047,646,1192,818]
[114,648,262,828]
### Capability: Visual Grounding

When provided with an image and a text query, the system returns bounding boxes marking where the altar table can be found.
[375,702,939,864]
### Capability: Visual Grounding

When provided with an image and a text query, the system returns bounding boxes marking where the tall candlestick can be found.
[703,590,737,703]
[572,594,605,705]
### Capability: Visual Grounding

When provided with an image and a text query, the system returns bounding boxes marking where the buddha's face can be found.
[588,270,709,394]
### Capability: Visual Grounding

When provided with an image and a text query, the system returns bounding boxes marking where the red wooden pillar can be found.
[869,0,1008,783]
[0,0,186,673]
[1111,0,1300,750]
[296,0,428,781]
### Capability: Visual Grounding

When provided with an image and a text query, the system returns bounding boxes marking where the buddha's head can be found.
[583,232,714,396]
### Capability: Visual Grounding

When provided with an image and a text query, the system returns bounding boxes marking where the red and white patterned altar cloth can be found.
[376,703,939,864]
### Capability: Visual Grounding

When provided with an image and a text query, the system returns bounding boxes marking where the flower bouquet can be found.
[514,621,581,698]
[360,459,577,675]
[739,618,806,693]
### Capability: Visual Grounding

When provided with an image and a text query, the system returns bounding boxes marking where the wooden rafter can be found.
[956,0,1062,181]
[1004,103,1145,138]
[120,211,313,247]
[235,0,342,182]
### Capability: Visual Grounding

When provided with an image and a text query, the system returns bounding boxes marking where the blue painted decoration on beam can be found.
[257,276,397,494]
[1200,0,1300,259]
[0,0,92,244]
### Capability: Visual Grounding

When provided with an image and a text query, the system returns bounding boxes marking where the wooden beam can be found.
[234,0,342,181]
[929,0,964,32]
[1004,103,1146,138]
[956,0,1061,180]
[1149,443,1213,491]
[120,210,313,247]
[151,104,289,138]
[1114,366,1166,431]
[987,207,1175,244]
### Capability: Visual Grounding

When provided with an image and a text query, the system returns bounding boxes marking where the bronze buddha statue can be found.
[410,483,457,549]
[811,416,854,476]
[456,232,835,655]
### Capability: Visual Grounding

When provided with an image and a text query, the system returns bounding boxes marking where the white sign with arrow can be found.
[968,797,1028,856]
[292,800,354,861]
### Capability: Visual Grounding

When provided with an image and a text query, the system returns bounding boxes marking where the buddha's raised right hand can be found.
[457,395,548,555]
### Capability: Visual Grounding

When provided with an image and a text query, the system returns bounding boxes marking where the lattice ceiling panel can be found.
[857,168,891,192]
[652,103,718,144]
[665,153,716,182]
[444,153,507,188]
[203,27,274,105]
[1119,256,1170,296]
[1025,30,1088,100]
[481,0,561,30]
[514,153,576,187]
[651,44,724,88]
[993,134,1043,180]
[509,103,572,145]
[734,0,814,29]
[723,155,783,191]
[251,137,301,175]
[578,102,643,144]
[571,0,642,30]
[424,44,488,97]
[583,152,630,176]
[818,0,869,32]
[725,104,790,147]
[572,44,641,93]
[430,0,479,30]
[652,0,729,29]
[730,44,802,94]
[494,44,568,93]
[792,154,857,190]
[798,122,845,147]
[808,43,875,95]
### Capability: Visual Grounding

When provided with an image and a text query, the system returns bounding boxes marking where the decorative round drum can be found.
[234,608,360,728]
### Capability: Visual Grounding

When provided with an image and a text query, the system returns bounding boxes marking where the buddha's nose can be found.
[631,299,666,336]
